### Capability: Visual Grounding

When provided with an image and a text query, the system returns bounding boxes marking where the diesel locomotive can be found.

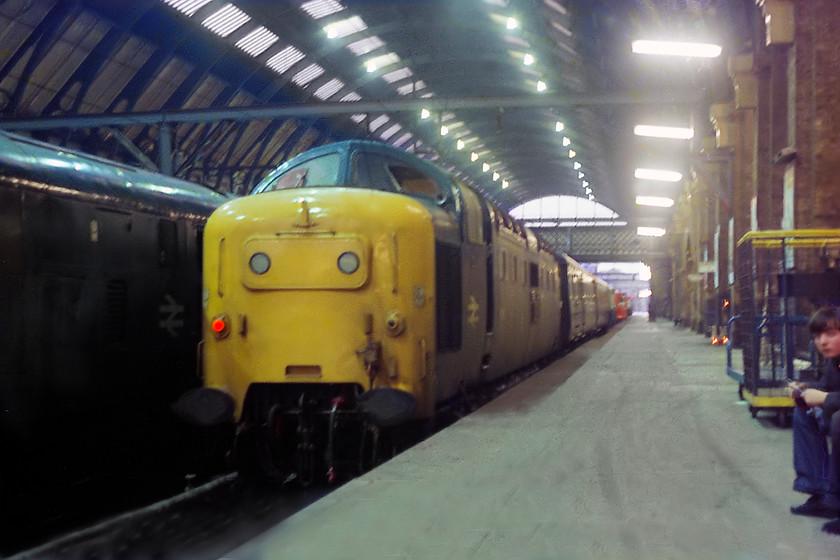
[0,131,227,537]
[189,140,615,482]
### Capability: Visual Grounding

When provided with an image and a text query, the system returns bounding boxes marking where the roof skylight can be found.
[347,36,385,56]
[366,53,400,72]
[291,63,325,86]
[396,81,426,95]
[300,0,345,19]
[382,68,413,84]
[313,78,345,99]
[235,27,279,57]
[163,0,213,17]
[266,46,306,74]
[202,4,251,38]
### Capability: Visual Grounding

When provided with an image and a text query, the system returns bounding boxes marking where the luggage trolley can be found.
[726,230,840,425]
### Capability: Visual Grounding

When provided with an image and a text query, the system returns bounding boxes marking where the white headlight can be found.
[249,252,271,275]
[337,251,360,274]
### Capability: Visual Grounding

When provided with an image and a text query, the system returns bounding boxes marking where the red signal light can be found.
[212,318,226,333]
[211,314,230,338]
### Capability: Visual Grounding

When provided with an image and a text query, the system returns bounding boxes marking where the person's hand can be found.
[802,388,828,407]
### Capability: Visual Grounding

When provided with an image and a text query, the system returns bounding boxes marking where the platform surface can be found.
[219,317,839,560]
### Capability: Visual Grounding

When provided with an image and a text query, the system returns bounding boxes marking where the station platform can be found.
[219,317,838,560]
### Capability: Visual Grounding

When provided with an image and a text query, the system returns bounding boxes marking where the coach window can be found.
[256,152,341,192]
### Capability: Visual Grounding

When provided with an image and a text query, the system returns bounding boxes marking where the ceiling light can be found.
[582,180,589,187]
[524,54,534,66]
[636,196,675,208]
[324,16,367,39]
[637,226,667,237]
[568,149,576,158]
[635,168,683,182]
[555,121,565,131]
[537,80,547,92]
[573,162,581,170]
[631,40,722,58]
[562,136,571,146]
[440,125,449,136]
[507,17,518,30]
[634,125,695,140]
[502,180,509,189]
[578,172,585,179]
[471,152,478,162]
[493,172,500,181]
[482,162,490,172]
[366,52,399,72]
[456,139,465,150]
[585,187,592,195]
[420,108,430,119]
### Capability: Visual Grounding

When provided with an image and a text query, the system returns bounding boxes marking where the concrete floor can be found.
[219,317,839,560]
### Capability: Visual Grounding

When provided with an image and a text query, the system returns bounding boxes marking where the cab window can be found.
[255,152,341,193]
[388,164,446,203]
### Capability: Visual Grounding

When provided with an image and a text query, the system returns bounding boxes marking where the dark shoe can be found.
[791,495,840,518]
[823,517,840,534]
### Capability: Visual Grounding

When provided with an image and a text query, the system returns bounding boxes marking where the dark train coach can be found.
[0,131,227,531]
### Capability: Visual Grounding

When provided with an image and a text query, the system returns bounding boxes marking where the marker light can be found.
[211,314,231,338]
[337,251,360,274]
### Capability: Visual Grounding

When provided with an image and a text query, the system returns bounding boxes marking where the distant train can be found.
[185,140,615,482]
[0,131,227,531]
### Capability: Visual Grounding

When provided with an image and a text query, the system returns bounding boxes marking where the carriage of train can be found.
[180,139,616,483]
[0,130,227,540]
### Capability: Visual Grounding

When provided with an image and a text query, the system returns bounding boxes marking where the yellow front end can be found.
[202,188,437,423]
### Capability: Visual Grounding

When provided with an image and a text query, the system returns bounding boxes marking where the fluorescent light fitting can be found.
[635,168,683,182]
[637,226,667,237]
[420,109,431,119]
[634,125,695,140]
[324,15,366,39]
[502,180,509,189]
[537,80,547,92]
[440,125,449,136]
[471,152,479,162]
[631,40,722,58]
[578,172,585,179]
[524,53,534,66]
[636,196,675,208]
[568,149,576,158]
[366,53,399,73]
[573,162,581,170]
[456,139,465,150]
[493,172,500,181]
[562,136,571,146]
[555,121,565,131]
[507,17,518,30]
[482,163,490,172]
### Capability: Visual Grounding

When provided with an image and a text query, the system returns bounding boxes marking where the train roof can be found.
[0,131,228,218]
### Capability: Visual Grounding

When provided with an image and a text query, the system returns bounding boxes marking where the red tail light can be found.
[211,314,230,338]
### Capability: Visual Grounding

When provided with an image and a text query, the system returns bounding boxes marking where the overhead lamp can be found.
[555,121,565,132]
[482,162,490,172]
[634,125,695,140]
[420,108,431,119]
[493,172,500,181]
[578,172,585,179]
[588,194,595,201]
[537,80,547,92]
[635,168,682,182]
[568,149,576,158]
[631,40,722,58]
[582,180,589,187]
[637,226,667,237]
[456,139,465,150]
[636,196,675,208]
[573,162,581,170]
[562,136,571,146]
[440,125,449,136]
[471,152,479,162]
[585,187,592,195]
[507,17,518,30]
[502,180,509,189]
[524,53,534,66]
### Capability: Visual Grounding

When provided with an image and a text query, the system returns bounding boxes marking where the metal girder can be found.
[537,226,669,263]
[0,91,701,131]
